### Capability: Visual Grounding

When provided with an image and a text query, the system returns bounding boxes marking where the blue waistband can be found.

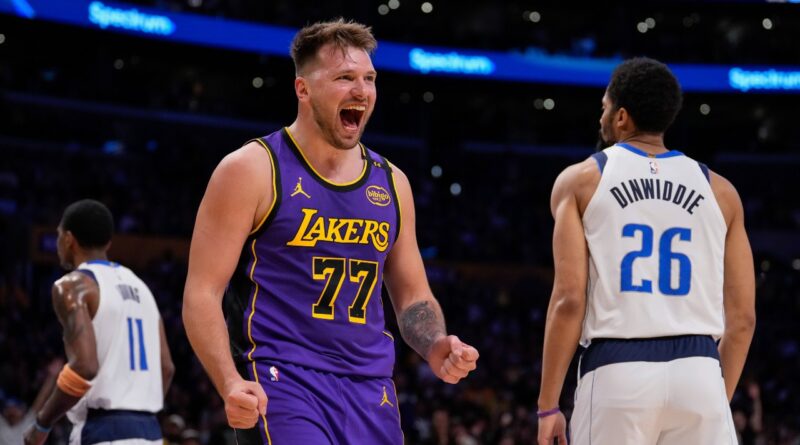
[82,409,161,444]
[579,335,719,378]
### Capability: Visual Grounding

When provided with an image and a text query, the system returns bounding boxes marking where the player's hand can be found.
[537,411,567,445]
[427,335,479,384]
[222,377,268,429]
[23,425,48,445]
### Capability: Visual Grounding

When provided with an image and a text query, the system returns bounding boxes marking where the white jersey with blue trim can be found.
[67,260,163,424]
[580,143,727,346]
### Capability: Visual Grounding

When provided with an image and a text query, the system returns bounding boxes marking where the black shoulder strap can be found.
[378,154,401,244]
[248,136,282,239]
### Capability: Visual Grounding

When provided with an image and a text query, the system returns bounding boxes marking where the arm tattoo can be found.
[63,311,87,342]
[399,301,446,358]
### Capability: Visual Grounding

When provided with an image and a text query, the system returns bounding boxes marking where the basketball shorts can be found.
[570,335,737,445]
[70,409,162,445]
[236,361,403,445]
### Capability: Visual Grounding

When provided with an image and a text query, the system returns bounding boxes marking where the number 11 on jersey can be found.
[126,317,149,371]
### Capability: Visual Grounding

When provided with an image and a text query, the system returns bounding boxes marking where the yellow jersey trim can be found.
[250,138,279,235]
[244,238,272,444]
[284,127,367,187]
[245,239,260,361]
[387,161,403,242]
[391,379,405,443]
[251,361,272,445]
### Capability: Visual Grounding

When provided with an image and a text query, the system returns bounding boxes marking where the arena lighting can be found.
[409,48,496,75]
[8,0,34,18]
[729,67,800,91]
[88,1,175,35]
[4,0,800,93]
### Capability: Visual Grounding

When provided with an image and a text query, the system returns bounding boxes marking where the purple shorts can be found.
[235,361,403,445]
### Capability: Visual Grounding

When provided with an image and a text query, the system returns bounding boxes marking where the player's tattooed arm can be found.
[32,273,99,431]
[53,273,99,366]
[398,300,446,359]
[384,165,478,381]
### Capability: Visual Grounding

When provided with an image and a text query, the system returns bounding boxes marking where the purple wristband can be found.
[537,407,561,418]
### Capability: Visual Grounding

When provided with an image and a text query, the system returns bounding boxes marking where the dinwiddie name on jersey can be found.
[287,208,391,252]
[609,177,705,215]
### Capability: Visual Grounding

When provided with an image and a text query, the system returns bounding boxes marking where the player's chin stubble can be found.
[596,130,612,152]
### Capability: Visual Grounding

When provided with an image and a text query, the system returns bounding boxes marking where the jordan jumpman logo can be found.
[380,386,394,407]
[291,177,311,199]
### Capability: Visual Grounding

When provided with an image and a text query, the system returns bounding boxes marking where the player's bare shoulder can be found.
[707,169,743,227]
[217,140,274,179]
[205,140,276,230]
[52,271,99,315]
[552,157,602,215]
[387,161,410,188]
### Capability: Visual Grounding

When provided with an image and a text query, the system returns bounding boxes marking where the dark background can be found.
[1,2,799,444]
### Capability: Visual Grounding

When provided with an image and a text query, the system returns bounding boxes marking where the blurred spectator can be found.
[0,358,62,444]
[734,381,766,445]
[163,413,186,445]
[180,428,202,445]
[2,3,800,443]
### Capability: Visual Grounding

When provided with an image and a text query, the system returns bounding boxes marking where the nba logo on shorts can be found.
[269,366,280,382]
[649,160,659,174]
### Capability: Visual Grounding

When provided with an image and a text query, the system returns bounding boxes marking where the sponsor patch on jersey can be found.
[366,185,391,207]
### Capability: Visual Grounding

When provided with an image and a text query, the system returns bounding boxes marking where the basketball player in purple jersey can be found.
[183,19,479,444]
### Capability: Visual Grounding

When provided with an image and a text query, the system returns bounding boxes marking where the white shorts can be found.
[570,337,737,445]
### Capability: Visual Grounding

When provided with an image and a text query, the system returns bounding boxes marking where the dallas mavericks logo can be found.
[649,160,659,174]
[269,366,280,382]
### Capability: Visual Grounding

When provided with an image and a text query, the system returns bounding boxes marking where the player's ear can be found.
[295,76,310,101]
[616,106,630,130]
[63,230,76,250]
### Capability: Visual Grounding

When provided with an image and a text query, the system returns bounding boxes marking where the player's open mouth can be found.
[339,104,366,132]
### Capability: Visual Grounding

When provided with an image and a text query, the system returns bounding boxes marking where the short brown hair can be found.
[290,18,377,75]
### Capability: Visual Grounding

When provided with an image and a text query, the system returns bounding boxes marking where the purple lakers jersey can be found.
[225,128,400,378]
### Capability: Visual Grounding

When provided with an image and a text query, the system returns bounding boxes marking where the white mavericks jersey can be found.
[67,260,163,424]
[580,143,727,346]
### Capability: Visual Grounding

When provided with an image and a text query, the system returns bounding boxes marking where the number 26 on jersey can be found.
[620,223,692,296]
